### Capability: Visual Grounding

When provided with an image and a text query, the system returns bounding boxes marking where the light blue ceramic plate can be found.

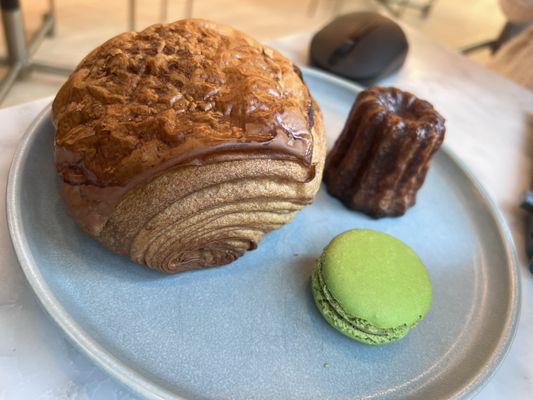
[7,67,520,400]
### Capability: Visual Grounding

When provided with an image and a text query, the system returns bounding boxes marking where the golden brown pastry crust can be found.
[53,19,315,187]
[52,19,325,272]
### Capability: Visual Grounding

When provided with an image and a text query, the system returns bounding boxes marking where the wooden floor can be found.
[0,0,504,107]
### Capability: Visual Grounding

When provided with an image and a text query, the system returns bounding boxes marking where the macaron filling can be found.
[312,257,417,344]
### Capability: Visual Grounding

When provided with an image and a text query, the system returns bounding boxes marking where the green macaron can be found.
[311,229,432,344]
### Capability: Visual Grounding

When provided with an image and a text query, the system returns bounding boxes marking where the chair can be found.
[128,0,195,31]
[460,21,529,55]
[375,0,437,18]
[0,0,72,103]
[307,0,437,18]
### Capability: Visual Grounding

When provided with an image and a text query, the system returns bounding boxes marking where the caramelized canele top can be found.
[52,19,316,187]
[356,86,445,132]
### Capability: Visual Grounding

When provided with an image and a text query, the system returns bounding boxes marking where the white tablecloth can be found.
[1,26,532,399]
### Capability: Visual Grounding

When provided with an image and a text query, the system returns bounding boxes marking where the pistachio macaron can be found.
[311,229,432,344]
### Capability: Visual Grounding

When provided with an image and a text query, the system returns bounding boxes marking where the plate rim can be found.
[6,65,521,400]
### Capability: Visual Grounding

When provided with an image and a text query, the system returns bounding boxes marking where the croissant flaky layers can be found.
[52,19,326,273]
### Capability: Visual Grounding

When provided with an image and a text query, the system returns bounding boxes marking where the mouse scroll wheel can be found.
[328,38,357,66]
[337,39,357,56]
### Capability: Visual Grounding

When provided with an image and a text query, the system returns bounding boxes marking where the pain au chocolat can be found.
[324,86,445,217]
[52,19,325,273]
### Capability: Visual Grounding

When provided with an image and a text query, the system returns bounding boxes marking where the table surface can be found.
[1,25,532,400]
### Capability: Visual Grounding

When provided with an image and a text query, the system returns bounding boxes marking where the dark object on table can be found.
[519,190,533,273]
[309,12,408,85]
[323,86,445,218]
[461,21,529,55]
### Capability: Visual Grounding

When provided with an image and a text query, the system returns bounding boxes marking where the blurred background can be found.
[0,0,510,107]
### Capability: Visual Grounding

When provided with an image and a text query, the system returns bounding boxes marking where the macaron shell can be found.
[321,229,432,329]
[311,264,411,344]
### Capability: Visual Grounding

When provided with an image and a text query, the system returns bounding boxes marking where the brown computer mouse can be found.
[310,12,408,85]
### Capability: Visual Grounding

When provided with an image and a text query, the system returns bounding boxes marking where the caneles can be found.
[323,86,445,217]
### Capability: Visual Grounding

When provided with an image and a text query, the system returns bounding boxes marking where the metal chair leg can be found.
[0,62,22,101]
[1,0,29,74]
[46,0,56,37]
[160,0,168,22]
[307,0,319,17]
[185,0,193,18]
[0,0,73,104]
[128,0,135,31]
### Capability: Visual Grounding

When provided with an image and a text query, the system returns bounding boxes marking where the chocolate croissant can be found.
[52,19,325,273]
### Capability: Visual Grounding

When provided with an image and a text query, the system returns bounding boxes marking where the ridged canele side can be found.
[324,86,445,217]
